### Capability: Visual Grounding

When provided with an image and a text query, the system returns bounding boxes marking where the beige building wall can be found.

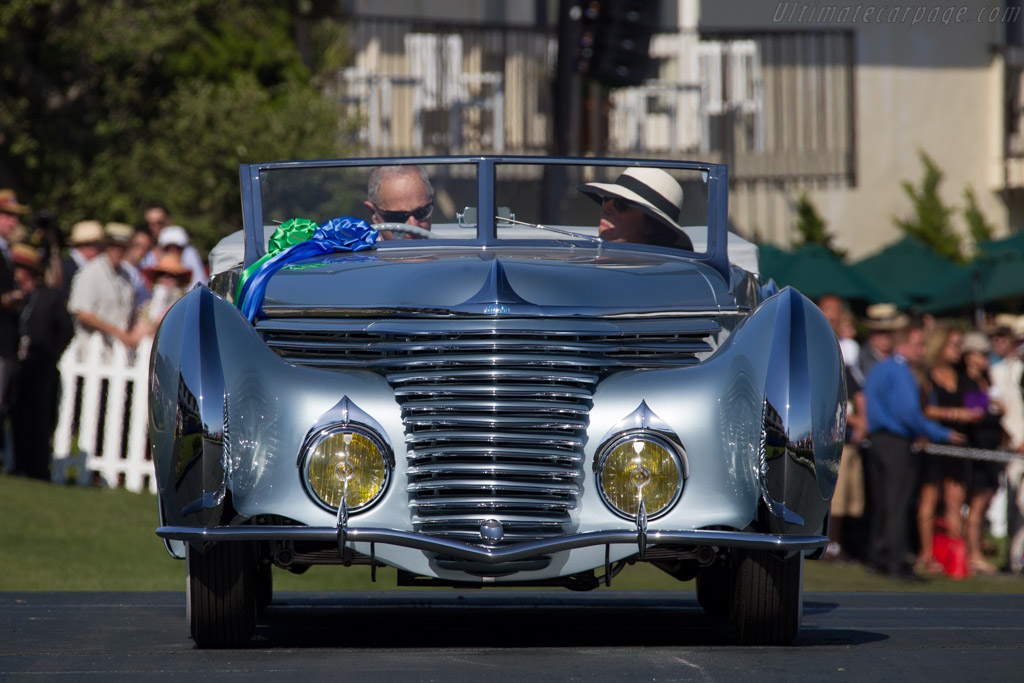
[699,0,1011,259]
[349,0,536,25]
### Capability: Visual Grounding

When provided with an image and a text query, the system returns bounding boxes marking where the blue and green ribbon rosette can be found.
[236,216,378,322]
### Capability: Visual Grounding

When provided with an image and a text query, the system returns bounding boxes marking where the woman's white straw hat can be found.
[578,167,685,230]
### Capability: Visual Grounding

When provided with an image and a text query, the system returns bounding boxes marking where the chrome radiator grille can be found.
[257,317,718,546]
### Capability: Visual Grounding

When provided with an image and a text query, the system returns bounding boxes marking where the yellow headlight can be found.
[597,435,683,519]
[304,429,389,511]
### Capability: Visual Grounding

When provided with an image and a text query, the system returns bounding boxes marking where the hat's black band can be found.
[615,175,679,221]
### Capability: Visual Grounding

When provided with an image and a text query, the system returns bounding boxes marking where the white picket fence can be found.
[42,333,156,493]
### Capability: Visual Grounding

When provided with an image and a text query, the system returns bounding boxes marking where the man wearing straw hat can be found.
[60,220,105,302]
[67,222,140,354]
[577,167,694,250]
[859,302,908,380]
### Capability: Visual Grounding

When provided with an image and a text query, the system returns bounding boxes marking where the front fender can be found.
[149,286,259,528]
[731,286,845,536]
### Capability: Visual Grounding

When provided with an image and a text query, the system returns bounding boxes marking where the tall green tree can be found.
[963,184,995,251]
[0,0,354,254]
[893,150,963,262]
[792,191,846,259]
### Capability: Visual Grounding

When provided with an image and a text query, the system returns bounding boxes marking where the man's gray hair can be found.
[367,165,434,205]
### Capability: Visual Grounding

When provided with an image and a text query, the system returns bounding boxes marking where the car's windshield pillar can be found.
[477,159,497,245]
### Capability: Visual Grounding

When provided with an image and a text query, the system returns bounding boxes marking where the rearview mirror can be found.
[457,206,515,227]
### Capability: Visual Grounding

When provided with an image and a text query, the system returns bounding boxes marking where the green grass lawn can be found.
[2,474,1021,593]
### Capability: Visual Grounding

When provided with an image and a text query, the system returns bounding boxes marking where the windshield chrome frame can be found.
[239,156,731,283]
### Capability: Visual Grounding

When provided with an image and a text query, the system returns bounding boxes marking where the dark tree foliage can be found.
[963,184,995,252]
[792,191,846,259]
[0,0,354,254]
[893,150,963,263]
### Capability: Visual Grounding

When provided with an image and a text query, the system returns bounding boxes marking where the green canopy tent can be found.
[977,231,1024,257]
[851,235,964,304]
[756,242,795,281]
[920,248,1024,316]
[757,243,908,308]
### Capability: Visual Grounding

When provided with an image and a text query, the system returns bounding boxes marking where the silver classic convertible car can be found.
[151,156,845,647]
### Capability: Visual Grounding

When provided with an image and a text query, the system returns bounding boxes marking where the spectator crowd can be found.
[818,294,1024,579]
[0,191,205,482]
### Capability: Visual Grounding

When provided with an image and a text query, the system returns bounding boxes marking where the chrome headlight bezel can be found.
[595,430,686,521]
[300,423,393,514]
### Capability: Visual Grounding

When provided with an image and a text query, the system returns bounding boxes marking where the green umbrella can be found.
[756,243,794,282]
[977,231,1024,257]
[758,243,906,307]
[921,248,1024,314]
[851,235,963,303]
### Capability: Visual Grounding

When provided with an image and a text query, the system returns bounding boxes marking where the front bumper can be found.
[157,524,828,565]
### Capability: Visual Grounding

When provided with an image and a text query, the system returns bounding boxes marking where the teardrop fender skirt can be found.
[150,286,260,537]
[732,286,846,540]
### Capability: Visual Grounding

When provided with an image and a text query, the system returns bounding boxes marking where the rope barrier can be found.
[918,443,1024,464]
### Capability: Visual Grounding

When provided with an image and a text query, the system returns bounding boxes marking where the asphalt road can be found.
[2,591,1022,680]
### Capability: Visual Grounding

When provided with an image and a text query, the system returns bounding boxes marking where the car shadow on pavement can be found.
[249,593,886,649]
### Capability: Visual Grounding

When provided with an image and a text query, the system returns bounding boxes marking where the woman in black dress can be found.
[916,325,983,573]
[960,332,1005,575]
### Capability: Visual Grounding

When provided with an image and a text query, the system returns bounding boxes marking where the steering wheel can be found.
[372,222,438,240]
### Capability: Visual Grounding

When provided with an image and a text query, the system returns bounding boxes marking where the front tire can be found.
[695,565,730,616]
[729,549,803,645]
[186,541,257,648]
[256,560,273,615]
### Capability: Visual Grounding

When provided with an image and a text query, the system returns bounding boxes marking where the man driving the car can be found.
[365,165,434,240]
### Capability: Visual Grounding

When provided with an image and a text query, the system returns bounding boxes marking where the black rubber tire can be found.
[187,541,257,648]
[695,565,731,616]
[729,549,802,645]
[255,561,273,615]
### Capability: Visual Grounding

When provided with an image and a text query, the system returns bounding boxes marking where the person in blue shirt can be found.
[864,321,966,579]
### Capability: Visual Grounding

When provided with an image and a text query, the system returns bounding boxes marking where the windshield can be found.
[258,162,477,243]
[250,158,717,260]
[492,162,709,252]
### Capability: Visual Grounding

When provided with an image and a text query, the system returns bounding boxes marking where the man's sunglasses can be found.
[374,201,433,223]
[602,196,635,213]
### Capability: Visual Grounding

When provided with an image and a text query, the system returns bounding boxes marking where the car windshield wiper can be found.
[497,216,602,243]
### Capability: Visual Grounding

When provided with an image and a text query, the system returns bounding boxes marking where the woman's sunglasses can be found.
[602,197,635,213]
[374,201,433,223]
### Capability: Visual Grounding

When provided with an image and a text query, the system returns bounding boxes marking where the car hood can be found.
[259,246,729,315]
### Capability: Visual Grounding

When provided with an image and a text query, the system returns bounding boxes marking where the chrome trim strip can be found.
[415,518,568,528]
[394,384,594,399]
[403,415,588,429]
[405,431,584,447]
[388,370,600,385]
[259,305,748,319]
[270,354,700,370]
[411,498,576,511]
[407,481,580,494]
[367,354,623,368]
[403,399,590,414]
[156,525,829,560]
[407,464,583,479]
[257,317,722,335]
[265,339,713,354]
[408,446,583,462]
